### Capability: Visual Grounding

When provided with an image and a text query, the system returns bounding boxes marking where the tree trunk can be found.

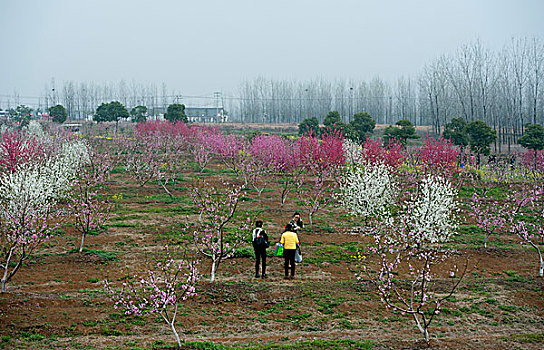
[79,232,86,253]
[210,258,217,283]
[169,320,181,348]
[537,246,543,277]
[528,241,543,277]
[1,248,14,293]
[413,313,429,342]
[160,181,173,197]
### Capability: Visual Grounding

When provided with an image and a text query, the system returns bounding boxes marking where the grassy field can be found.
[1,132,543,350]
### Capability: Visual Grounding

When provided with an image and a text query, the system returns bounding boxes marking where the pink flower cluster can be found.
[360,138,407,168]
[0,130,43,174]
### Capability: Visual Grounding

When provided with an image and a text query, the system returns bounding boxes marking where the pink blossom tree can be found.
[297,128,346,172]
[0,130,43,174]
[242,158,273,198]
[271,139,303,207]
[469,193,506,248]
[360,225,466,342]
[207,133,248,173]
[190,182,251,282]
[117,135,182,196]
[506,185,544,276]
[1,206,55,292]
[105,247,199,347]
[187,128,218,172]
[293,128,346,225]
[295,168,339,227]
[522,149,544,174]
[116,135,159,187]
[415,136,461,177]
[361,138,407,169]
[69,154,112,253]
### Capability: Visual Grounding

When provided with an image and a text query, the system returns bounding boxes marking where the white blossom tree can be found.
[340,168,463,342]
[337,162,398,224]
[0,139,89,292]
[404,175,458,245]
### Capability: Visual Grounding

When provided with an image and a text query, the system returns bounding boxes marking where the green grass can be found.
[504,332,544,343]
[69,248,119,262]
[166,339,376,350]
[232,246,256,258]
[18,331,44,341]
[304,244,351,265]
[140,206,198,215]
[106,222,139,228]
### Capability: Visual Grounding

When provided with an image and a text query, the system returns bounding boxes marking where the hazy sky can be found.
[1,0,543,103]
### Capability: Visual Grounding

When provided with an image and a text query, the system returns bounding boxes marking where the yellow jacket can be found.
[280,231,299,250]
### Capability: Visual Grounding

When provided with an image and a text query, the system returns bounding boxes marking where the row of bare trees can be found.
[235,37,544,139]
[40,81,183,120]
[1,37,542,137]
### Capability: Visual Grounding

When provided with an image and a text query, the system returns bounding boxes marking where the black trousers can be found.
[283,249,296,276]
[254,246,267,275]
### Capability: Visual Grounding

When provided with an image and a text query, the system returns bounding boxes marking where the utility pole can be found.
[214,91,221,123]
[389,96,393,123]
[51,77,56,105]
[349,87,354,123]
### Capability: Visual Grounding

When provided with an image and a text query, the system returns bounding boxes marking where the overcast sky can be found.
[1,0,543,103]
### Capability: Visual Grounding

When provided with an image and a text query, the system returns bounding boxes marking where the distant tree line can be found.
[236,37,543,151]
[1,37,542,152]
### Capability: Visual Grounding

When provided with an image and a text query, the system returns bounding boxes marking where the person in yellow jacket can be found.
[280,223,299,279]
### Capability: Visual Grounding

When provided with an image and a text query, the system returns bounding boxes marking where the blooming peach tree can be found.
[469,193,506,248]
[0,139,89,292]
[190,182,251,282]
[105,247,199,347]
[505,185,544,277]
[341,172,463,342]
[359,225,465,342]
[337,162,398,224]
[0,130,43,174]
[404,175,458,245]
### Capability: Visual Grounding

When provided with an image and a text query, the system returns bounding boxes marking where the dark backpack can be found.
[253,228,268,248]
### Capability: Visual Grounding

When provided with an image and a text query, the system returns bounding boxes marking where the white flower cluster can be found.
[343,139,362,165]
[0,139,90,217]
[405,174,458,244]
[337,162,397,219]
[25,120,46,140]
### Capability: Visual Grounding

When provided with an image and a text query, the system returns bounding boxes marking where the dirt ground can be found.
[1,159,543,350]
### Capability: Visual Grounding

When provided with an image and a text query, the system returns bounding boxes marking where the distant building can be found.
[185,106,227,123]
[145,106,227,123]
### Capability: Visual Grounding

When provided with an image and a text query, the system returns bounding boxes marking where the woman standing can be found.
[288,212,304,233]
[252,220,269,278]
[280,223,299,279]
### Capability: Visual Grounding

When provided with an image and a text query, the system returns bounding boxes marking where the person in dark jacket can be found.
[252,220,269,278]
[288,212,304,233]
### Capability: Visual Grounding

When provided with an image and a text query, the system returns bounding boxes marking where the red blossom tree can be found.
[0,130,43,174]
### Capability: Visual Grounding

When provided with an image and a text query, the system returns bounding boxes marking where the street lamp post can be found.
[349,87,353,123]
[305,88,311,119]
